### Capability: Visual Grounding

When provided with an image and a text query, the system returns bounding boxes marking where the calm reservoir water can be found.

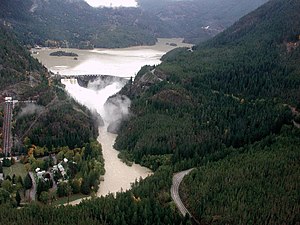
[33,38,192,200]
[34,38,191,77]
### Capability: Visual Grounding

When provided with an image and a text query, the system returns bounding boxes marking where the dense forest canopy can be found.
[0,0,268,47]
[0,24,99,151]
[181,126,300,224]
[115,0,300,167]
[0,0,160,48]
[137,0,269,43]
[0,0,299,224]
[112,0,300,222]
[0,23,105,212]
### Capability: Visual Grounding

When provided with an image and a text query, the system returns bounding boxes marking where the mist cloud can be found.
[17,103,45,118]
[61,78,128,132]
[87,76,126,91]
[85,0,137,8]
[104,94,131,134]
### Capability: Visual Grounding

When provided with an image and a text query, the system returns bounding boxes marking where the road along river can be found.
[33,38,192,202]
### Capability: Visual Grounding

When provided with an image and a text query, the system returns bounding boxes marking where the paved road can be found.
[293,120,300,129]
[29,172,37,201]
[171,168,194,217]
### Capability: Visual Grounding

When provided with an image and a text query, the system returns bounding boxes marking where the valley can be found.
[33,38,191,203]
[0,0,299,224]
[0,0,268,48]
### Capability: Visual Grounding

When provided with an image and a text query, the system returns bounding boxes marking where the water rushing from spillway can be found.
[33,38,193,200]
[61,78,152,197]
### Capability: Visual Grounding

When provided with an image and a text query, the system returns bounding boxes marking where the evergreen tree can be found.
[24,174,32,190]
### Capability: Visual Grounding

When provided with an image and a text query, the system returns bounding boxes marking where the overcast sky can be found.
[85,0,137,7]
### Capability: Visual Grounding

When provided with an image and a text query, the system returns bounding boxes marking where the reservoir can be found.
[34,38,192,77]
[32,38,192,201]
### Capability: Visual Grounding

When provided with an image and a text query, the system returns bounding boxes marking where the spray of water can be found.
[17,103,45,118]
[61,78,129,127]
[104,94,131,133]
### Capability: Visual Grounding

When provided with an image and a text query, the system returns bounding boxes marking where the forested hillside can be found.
[181,126,300,224]
[0,0,268,48]
[0,22,190,225]
[138,0,268,43]
[0,165,192,225]
[113,0,300,222]
[0,24,106,206]
[0,0,162,48]
[0,0,299,224]
[0,25,97,154]
[115,0,300,168]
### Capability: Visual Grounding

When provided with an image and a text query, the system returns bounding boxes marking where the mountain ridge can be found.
[0,0,298,224]
[114,0,300,222]
[0,25,98,153]
[115,0,300,169]
[0,0,268,48]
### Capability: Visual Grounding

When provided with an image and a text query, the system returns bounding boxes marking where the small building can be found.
[58,163,66,177]
[4,97,12,102]
[37,170,46,179]
[58,164,64,172]
[52,165,58,171]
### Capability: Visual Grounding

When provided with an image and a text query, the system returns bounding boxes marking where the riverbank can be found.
[65,126,152,206]
[97,126,152,197]
[34,38,191,205]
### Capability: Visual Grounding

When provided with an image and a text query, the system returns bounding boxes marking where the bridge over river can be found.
[55,73,132,88]
[56,73,132,80]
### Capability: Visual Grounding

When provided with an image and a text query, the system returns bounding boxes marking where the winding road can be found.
[171,168,194,217]
[29,172,37,201]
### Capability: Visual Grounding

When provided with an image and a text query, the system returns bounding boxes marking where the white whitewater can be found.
[61,78,152,199]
